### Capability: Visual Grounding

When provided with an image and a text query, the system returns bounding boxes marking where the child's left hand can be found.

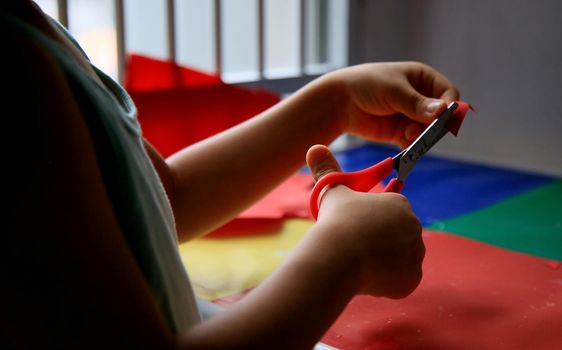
[320,62,460,148]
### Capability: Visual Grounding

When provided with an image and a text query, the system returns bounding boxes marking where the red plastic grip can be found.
[309,157,395,220]
[384,178,404,193]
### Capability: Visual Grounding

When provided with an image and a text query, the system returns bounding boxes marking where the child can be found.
[2,1,459,348]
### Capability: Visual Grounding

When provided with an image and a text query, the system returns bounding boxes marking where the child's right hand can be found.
[306,145,425,298]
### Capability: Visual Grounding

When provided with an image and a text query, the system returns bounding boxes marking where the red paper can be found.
[125,55,280,157]
[207,175,386,237]
[320,231,562,350]
[214,231,562,349]
[124,54,222,91]
[447,101,474,136]
[206,173,314,237]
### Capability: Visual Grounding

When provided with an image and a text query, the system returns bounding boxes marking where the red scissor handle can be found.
[309,157,404,220]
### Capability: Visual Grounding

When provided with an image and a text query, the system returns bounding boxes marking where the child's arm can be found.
[164,62,459,241]
[178,145,425,349]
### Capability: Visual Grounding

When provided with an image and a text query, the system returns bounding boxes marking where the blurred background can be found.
[35,0,562,176]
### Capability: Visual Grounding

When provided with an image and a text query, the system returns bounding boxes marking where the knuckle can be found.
[446,86,460,100]
[384,191,407,202]
[385,192,412,209]
[314,168,334,181]
[452,86,461,99]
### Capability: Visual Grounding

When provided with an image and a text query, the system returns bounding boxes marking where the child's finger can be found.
[439,87,461,104]
[388,83,447,124]
[306,145,342,182]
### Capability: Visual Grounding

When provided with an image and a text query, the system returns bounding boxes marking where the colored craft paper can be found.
[208,172,383,238]
[180,219,312,300]
[124,54,221,91]
[237,174,313,220]
[320,231,562,350]
[125,55,279,157]
[447,101,473,136]
[207,173,314,237]
[205,230,562,350]
[430,180,562,261]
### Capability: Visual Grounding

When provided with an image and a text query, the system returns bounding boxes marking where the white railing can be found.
[38,0,347,93]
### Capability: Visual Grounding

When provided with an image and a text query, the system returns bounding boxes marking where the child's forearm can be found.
[167,75,346,241]
[166,62,459,242]
[178,220,360,349]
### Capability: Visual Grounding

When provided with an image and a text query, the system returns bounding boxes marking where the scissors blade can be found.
[395,102,458,181]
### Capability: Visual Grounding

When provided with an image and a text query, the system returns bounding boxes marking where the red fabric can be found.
[124,54,280,157]
[214,231,562,350]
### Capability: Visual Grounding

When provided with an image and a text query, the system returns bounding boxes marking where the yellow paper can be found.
[179,219,313,300]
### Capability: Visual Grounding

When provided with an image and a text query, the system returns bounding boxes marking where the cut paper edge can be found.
[446,100,474,136]
[206,173,314,238]
[206,173,386,238]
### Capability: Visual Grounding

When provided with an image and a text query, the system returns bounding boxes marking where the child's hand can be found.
[306,145,425,298]
[324,62,459,148]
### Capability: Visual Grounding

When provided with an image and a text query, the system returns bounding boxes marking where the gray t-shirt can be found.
[3,9,201,333]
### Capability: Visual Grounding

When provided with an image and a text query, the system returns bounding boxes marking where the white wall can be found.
[350,0,562,176]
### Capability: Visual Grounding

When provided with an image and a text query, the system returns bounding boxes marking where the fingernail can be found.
[424,99,444,117]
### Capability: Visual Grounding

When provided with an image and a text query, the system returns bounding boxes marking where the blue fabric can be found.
[305,143,556,226]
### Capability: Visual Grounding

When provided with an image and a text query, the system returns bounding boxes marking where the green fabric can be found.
[429,180,562,261]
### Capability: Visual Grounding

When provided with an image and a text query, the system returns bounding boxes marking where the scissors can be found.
[309,101,459,220]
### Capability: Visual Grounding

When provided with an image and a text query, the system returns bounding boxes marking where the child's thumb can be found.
[306,144,342,182]
[392,85,447,123]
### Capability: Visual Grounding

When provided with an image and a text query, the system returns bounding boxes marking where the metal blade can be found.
[395,102,458,181]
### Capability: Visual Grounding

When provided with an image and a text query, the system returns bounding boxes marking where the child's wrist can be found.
[297,219,364,292]
[311,70,351,136]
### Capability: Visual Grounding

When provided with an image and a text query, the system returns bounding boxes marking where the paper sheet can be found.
[199,229,562,350]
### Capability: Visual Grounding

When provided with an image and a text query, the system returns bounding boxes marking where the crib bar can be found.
[257,0,265,78]
[57,0,68,28]
[115,0,126,83]
[214,0,222,75]
[166,0,177,63]
[299,0,306,75]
